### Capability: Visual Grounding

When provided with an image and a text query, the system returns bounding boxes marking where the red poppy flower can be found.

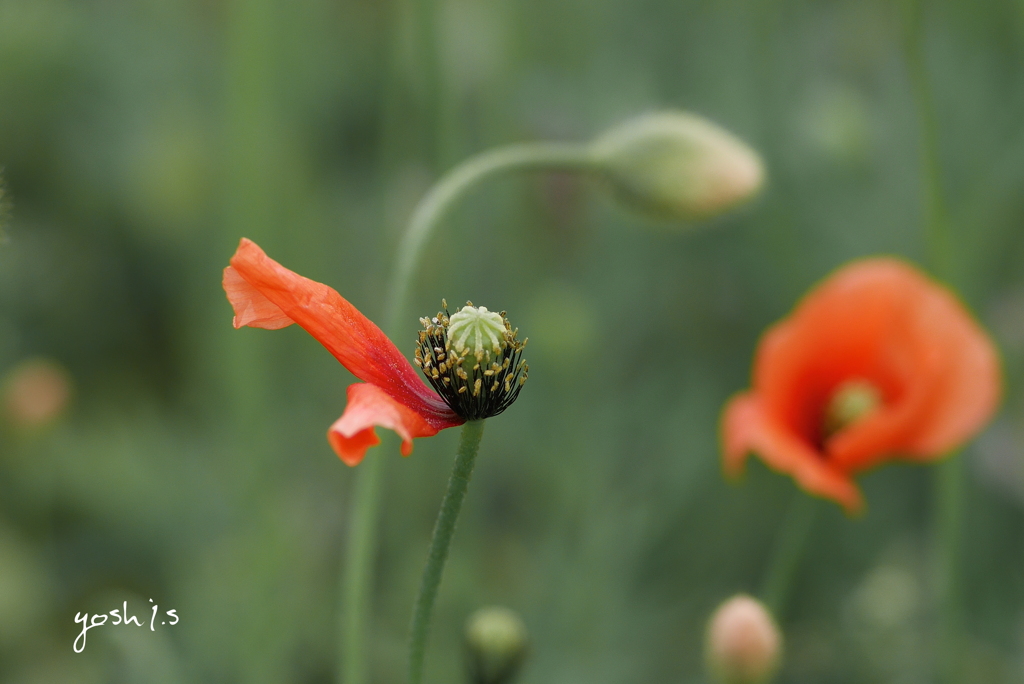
[722,258,1001,513]
[223,238,464,466]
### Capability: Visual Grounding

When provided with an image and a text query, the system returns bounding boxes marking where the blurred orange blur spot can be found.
[2,358,72,430]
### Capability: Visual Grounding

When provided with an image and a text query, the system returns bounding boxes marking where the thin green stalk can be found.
[339,449,386,684]
[934,451,964,683]
[903,0,952,279]
[903,2,962,681]
[385,142,596,332]
[408,420,486,684]
[414,0,443,171]
[759,493,818,620]
[338,141,594,684]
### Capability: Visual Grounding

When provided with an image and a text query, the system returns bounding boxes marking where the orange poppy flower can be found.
[223,238,465,465]
[721,258,1001,513]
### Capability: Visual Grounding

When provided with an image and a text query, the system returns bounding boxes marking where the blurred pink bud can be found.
[2,358,73,429]
[705,594,782,684]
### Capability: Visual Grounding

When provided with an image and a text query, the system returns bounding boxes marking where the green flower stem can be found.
[339,447,386,684]
[903,2,962,681]
[905,2,958,679]
[903,0,952,280]
[934,451,964,682]
[385,142,596,333]
[414,0,443,171]
[408,420,486,684]
[759,493,819,620]
[340,142,594,684]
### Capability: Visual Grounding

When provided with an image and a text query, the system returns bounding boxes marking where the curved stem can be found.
[385,142,596,333]
[408,420,486,684]
[759,493,818,620]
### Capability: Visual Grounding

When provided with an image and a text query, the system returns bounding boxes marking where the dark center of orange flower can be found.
[414,300,528,421]
[822,379,882,439]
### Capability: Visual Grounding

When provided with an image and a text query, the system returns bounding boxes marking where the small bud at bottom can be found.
[465,606,529,684]
[706,595,782,684]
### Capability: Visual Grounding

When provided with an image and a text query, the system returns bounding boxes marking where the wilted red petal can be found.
[328,383,454,466]
[722,393,864,513]
[224,238,459,429]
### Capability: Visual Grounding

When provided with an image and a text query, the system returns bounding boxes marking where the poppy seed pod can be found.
[706,595,782,684]
[465,606,529,684]
[415,301,528,421]
[590,111,764,221]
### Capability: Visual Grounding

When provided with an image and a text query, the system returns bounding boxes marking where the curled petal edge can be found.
[722,393,864,515]
[328,383,462,466]
[223,265,294,330]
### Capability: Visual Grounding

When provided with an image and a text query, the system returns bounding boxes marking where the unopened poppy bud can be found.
[465,606,529,684]
[415,300,528,421]
[590,111,764,221]
[706,595,782,684]
[1,358,73,429]
[822,379,881,438]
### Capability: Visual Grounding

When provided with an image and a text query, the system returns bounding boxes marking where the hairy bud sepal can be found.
[415,301,528,421]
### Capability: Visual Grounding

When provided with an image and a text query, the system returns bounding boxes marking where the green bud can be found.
[464,606,529,684]
[590,111,764,221]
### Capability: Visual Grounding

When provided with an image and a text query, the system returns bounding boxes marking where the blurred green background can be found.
[2,0,1024,682]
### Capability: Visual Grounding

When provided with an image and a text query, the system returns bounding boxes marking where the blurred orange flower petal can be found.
[723,393,865,513]
[224,238,463,463]
[722,258,1001,512]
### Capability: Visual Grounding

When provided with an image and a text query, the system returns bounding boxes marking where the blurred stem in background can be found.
[222,0,294,681]
[222,0,280,432]
[408,420,486,684]
[903,1,962,681]
[339,141,596,684]
[413,0,443,171]
[758,494,818,621]
[903,0,953,281]
[338,441,386,684]
[375,0,447,176]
